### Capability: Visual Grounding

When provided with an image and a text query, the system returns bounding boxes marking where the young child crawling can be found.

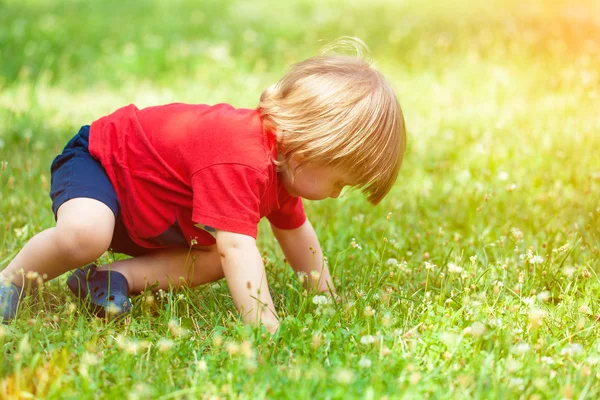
[0,43,406,332]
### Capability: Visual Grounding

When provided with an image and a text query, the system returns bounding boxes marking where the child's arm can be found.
[270,219,336,295]
[216,230,279,332]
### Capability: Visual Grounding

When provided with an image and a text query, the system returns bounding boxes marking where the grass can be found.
[1,0,599,398]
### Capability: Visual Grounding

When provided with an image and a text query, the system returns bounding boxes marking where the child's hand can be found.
[216,230,279,329]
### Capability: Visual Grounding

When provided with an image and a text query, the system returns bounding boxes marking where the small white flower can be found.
[536,291,551,302]
[358,357,372,369]
[335,368,355,384]
[197,359,208,371]
[512,343,531,355]
[157,339,175,352]
[447,263,463,274]
[530,255,544,264]
[312,295,329,305]
[522,296,535,307]
[424,261,436,270]
[386,258,399,266]
[360,335,376,345]
[81,352,99,366]
[541,356,554,365]
[561,343,583,356]
[498,171,509,181]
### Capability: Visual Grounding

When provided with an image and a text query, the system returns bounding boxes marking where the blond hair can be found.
[258,40,406,205]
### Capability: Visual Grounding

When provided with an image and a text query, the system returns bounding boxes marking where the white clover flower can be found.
[424,261,436,270]
[470,322,487,338]
[157,339,175,352]
[511,228,524,241]
[360,335,376,345]
[447,263,463,274]
[530,255,544,264]
[512,343,531,355]
[335,368,355,384]
[363,306,375,317]
[536,291,551,302]
[386,258,399,266]
[561,343,583,356]
[522,296,536,307]
[358,357,372,369]
[529,308,546,327]
[498,171,509,181]
[541,356,555,365]
[350,238,363,250]
[312,295,329,305]
[81,351,99,366]
[197,359,208,371]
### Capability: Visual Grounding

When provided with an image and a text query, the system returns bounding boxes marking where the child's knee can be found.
[54,219,112,264]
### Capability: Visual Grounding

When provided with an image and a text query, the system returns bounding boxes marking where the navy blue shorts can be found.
[50,126,150,257]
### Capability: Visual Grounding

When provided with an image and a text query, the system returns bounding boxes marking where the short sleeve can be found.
[191,165,267,238]
[266,192,306,230]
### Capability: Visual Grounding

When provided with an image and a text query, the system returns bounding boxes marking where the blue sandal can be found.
[0,282,23,323]
[67,264,132,318]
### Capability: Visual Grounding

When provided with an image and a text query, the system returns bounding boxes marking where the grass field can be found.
[1,0,599,398]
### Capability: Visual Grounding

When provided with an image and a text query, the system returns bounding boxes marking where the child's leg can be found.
[1,198,115,287]
[97,246,223,294]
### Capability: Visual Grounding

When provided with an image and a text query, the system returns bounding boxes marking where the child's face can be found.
[280,157,355,200]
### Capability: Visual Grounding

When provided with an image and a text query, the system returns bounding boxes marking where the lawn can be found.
[1,0,599,398]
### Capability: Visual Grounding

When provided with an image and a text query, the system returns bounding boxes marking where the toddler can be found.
[0,45,406,332]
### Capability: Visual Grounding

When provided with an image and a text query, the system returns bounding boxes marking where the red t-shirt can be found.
[88,103,306,249]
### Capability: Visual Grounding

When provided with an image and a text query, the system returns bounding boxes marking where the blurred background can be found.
[1,0,599,259]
